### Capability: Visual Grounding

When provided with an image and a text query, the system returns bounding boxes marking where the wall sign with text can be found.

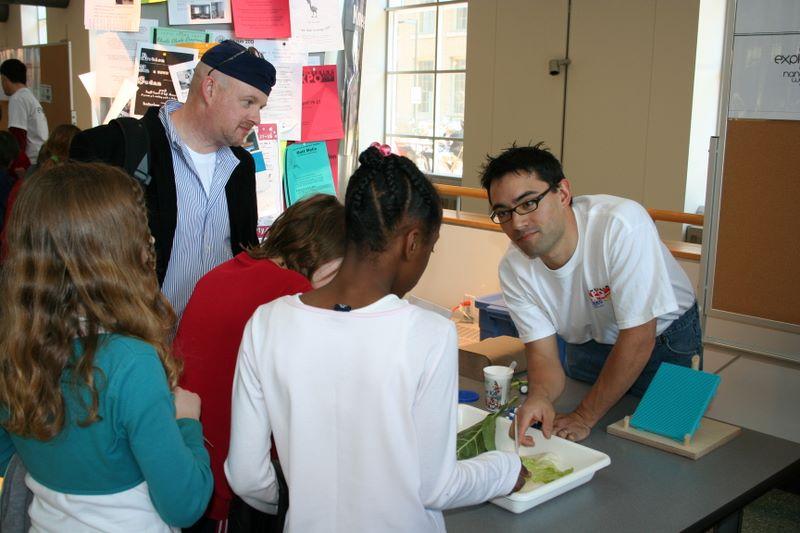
[729,34,800,120]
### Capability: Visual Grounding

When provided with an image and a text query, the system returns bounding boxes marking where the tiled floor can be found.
[742,489,800,532]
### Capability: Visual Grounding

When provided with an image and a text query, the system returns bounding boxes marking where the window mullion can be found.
[383,9,391,145]
[430,4,440,173]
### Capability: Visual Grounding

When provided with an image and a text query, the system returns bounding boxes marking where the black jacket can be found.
[70,107,258,285]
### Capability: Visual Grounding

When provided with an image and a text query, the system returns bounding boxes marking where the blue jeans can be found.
[560,303,702,397]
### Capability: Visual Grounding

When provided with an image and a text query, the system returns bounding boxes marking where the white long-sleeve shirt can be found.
[225,294,520,532]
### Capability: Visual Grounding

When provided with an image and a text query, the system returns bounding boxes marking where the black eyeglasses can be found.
[490,187,554,224]
[208,46,263,76]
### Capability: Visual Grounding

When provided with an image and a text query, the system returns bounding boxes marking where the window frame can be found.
[384,0,467,183]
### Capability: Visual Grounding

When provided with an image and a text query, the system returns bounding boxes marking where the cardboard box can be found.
[459,335,526,381]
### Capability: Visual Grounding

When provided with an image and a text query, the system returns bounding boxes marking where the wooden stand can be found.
[606,355,740,459]
[607,415,741,460]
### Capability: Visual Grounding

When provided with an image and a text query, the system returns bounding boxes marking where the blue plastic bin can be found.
[475,293,519,340]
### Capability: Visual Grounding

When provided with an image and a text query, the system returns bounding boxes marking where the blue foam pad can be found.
[630,363,720,442]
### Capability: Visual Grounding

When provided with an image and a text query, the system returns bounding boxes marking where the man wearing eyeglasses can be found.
[71,41,276,322]
[481,143,700,444]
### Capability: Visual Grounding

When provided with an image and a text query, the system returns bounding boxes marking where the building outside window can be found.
[385,0,467,179]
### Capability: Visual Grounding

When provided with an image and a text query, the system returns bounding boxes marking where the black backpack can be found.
[113,117,153,186]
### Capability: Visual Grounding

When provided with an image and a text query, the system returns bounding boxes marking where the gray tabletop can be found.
[445,377,800,533]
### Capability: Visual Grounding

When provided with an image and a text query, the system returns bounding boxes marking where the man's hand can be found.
[553,411,592,442]
[511,463,531,493]
[508,394,555,446]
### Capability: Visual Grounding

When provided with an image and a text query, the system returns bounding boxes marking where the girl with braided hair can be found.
[226,145,527,532]
[0,162,212,531]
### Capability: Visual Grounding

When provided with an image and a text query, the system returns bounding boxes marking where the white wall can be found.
[684,0,726,215]
[460,0,700,238]
[705,347,800,443]
[412,223,508,310]
[0,5,23,50]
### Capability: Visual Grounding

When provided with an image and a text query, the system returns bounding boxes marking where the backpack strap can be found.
[114,117,152,186]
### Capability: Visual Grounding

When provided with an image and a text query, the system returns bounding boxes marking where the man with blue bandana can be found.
[71,41,277,321]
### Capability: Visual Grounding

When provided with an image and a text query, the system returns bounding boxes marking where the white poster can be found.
[729,34,800,120]
[169,60,199,103]
[104,77,140,124]
[92,19,159,98]
[84,0,142,32]
[256,39,306,141]
[289,0,344,53]
[168,0,232,25]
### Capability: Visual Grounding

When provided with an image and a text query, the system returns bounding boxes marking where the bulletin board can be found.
[0,42,73,131]
[710,118,800,327]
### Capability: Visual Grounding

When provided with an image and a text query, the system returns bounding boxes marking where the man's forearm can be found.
[527,349,565,403]
[574,326,655,426]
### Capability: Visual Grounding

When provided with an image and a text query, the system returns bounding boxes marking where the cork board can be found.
[38,42,72,129]
[712,119,800,326]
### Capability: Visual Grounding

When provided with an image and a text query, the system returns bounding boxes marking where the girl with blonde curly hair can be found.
[0,162,212,532]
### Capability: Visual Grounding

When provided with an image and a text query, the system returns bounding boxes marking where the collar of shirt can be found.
[158,100,239,173]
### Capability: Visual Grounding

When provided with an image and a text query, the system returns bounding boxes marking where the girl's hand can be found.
[174,386,201,420]
[511,463,531,493]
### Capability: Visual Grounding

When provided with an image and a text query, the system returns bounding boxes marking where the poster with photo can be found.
[168,0,232,25]
[132,43,198,116]
[169,59,199,103]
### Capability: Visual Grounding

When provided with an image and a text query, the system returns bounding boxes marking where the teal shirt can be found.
[0,334,213,527]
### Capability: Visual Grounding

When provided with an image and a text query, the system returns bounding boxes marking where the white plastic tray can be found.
[458,404,611,513]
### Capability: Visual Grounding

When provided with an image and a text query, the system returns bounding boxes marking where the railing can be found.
[433,183,703,261]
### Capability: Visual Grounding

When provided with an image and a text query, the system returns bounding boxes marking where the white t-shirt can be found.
[184,146,217,196]
[7,87,48,164]
[225,294,520,533]
[26,477,177,533]
[499,194,696,345]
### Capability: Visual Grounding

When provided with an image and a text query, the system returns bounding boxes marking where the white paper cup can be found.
[483,365,513,412]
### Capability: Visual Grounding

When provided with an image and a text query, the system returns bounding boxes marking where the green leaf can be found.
[456,397,518,460]
[520,454,574,485]
[455,421,484,460]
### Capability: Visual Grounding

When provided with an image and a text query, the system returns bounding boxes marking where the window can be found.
[454,6,467,32]
[385,1,467,179]
[20,5,47,46]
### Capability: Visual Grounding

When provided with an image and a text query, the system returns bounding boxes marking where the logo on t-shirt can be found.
[588,285,611,308]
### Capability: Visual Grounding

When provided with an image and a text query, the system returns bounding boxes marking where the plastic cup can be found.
[483,365,513,412]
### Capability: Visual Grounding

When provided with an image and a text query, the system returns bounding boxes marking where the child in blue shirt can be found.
[0,162,212,531]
